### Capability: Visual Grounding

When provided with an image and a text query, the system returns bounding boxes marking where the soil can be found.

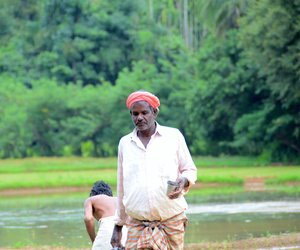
[185,232,300,249]
[0,183,231,197]
[1,177,300,197]
[244,177,265,191]
[0,233,299,249]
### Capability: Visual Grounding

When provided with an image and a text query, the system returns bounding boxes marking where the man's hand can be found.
[111,225,123,248]
[167,177,189,199]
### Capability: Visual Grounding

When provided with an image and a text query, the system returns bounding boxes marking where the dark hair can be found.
[90,181,113,197]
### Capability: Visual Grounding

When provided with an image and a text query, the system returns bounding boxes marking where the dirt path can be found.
[0,182,236,197]
[0,233,299,250]
[0,183,227,196]
[185,233,300,249]
[1,178,300,197]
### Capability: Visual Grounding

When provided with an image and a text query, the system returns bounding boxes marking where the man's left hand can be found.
[168,177,189,199]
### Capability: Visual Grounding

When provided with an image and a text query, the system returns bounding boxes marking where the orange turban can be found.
[126,91,160,109]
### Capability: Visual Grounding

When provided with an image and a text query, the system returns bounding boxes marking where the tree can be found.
[186,30,267,155]
[239,0,300,159]
[197,0,249,35]
[0,75,32,157]
[1,0,146,85]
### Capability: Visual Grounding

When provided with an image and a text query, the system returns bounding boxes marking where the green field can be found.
[0,157,117,173]
[0,156,299,191]
[0,155,270,174]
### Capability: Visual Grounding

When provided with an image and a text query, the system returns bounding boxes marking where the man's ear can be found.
[153,108,159,116]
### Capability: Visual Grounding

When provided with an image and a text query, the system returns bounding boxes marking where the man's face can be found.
[130,101,157,132]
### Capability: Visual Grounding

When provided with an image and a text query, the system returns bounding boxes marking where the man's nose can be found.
[137,114,143,121]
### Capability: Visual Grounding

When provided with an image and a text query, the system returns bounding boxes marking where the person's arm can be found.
[168,176,190,199]
[168,130,197,199]
[111,140,128,247]
[111,224,123,248]
[84,198,96,242]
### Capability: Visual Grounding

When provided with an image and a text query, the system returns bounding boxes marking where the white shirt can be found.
[116,123,197,225]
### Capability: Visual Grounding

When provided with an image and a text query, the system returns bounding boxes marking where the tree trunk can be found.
[183,0,189,47]
[148,0,153,20]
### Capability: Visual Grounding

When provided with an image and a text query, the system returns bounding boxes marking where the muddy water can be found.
[0,193,300,248]
[186,202,300,242]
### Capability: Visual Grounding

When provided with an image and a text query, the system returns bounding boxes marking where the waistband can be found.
[99,215,116,222]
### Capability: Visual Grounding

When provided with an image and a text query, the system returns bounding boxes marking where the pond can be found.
[0,192,300,248]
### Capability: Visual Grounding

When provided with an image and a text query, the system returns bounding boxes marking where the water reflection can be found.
[186,212,300,242]
[0,193,299,248]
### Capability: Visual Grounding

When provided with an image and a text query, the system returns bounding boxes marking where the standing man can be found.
[84,180,126,250]
[111,91,197,249]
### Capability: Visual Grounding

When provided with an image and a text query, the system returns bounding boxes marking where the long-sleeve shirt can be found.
[116,123,197,225]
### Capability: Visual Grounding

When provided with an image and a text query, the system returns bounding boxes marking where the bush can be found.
[81,141,95,157]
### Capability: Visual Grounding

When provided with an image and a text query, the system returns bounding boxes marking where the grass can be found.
[0,156,299,190]
[266,174,300,184]
[0,157,117,173]
[0,157,299,250]
[198,166,300,184]
[186,187,300,203]
[188,186,244,196]
[193,155,270,167]
[0,155,271,174]
[0,169,117,190]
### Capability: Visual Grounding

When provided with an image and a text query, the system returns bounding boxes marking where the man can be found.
[84,180,126,250]
[111,91,197,249]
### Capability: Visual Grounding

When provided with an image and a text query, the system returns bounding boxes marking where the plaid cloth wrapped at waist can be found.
[126,212,187,250]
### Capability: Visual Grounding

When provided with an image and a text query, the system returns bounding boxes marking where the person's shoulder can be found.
[119,131,133,144]
[89,195,114,204]
[159,125,181,135]
[84,196,92,206]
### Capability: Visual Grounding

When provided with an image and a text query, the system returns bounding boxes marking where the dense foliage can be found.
[0,0,299,161]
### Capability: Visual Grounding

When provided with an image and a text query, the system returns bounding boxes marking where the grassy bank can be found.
[1,233,299,250]
[0,157,299,191]
[0,157,117,173]
[0,157,299,250]
[1,166,300,190]
[184,232,300,250]
[0,156,270,174]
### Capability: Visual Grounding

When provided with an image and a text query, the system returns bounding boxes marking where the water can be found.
[0,193,300,248]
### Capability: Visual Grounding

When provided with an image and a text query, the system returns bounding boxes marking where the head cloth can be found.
[126,91,160,109]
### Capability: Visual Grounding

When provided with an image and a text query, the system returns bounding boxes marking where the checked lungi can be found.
[125,212,187,250]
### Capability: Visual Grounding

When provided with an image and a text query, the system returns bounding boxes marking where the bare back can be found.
[90,195,116,221]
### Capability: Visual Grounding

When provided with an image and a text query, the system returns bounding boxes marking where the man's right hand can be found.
[168,177,189,199]
[111,225,123,248]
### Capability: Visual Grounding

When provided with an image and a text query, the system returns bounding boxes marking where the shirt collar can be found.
[155,122,164,136]
[130,122,163,141]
